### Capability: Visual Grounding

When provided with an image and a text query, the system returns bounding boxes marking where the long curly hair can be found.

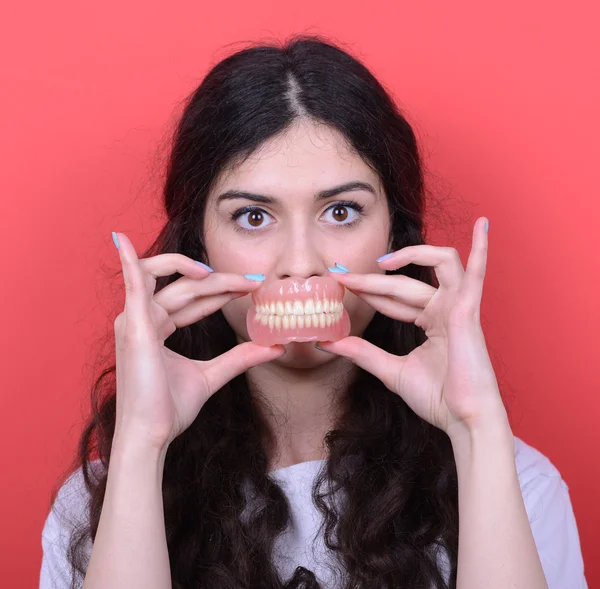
[51,33,469,588]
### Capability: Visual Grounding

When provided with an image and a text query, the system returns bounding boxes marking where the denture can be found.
[246,276,351,346]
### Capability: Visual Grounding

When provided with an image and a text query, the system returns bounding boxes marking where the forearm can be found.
[450,416,548,589]
[83,433,172,589]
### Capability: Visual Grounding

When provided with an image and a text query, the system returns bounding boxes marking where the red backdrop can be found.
[2,1,597,586]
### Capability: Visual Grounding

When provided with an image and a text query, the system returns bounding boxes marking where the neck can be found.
[245,344,358,472]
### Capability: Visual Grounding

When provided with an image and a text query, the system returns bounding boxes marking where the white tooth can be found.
[293,300,304,315]
[269,302,276,314]
[323,298,330,313]
[285,300,293,315]
[337,301,343,313]
[304,299,315,315]
[290,314,297,329]
[268,315,275,329]
[260,314,268,326]
[326,314,332,327]
[298,315,304,329]
[312,314,319,327]
[275,301,285,316]
[254,311,260,322]
[305,314,312,328]
[283,315,289,329]
[315,299,323,314]
[319,314,326,328]
[275,316,281,329]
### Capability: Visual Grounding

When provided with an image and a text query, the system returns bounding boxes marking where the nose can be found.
[274,224,326,280]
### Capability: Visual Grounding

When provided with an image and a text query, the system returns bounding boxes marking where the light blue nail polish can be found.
[485,220,489,233]
[314,342,335,354]
[328,266,348,274]
[376,253,392,262]
[334,262,350,272]
[112,232,120,250]
[244,273,265,281]
[195,261,214,272]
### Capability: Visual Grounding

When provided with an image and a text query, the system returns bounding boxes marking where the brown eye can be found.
[331,206,348,222]
[248,211,264,227]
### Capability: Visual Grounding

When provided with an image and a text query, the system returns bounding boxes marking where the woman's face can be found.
[203,120,391,367]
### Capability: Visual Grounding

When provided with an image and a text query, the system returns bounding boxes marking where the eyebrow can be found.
[216,181,377,206]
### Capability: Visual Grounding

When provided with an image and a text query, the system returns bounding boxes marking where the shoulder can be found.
[40,459,105,589]
[42,459,105,538]
[512,435,588,589]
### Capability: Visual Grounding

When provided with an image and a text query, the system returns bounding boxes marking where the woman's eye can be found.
[230,201,364,233]
[231,207,274,231]
[322,203,362,225]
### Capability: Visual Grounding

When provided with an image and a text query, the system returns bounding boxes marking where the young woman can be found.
[39,35,587,589]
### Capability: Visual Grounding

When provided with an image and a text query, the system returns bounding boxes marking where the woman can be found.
[39,35,587,589]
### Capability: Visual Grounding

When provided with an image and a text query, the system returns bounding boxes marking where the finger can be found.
[139,253,215,281]
[375,244,465,291]
[113,232,153,332]
[315,336,403,393]
[199,342,286,393]
[457,217,488,312]
[354,292,423,323]
[327,271,434,308]
[154,272,263,314]
[169,291,247,327]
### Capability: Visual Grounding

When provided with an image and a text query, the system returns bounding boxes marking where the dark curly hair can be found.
[48,33,487,588]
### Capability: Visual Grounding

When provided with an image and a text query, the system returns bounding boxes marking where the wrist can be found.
[448,412,515,472]
[112,427,170,466]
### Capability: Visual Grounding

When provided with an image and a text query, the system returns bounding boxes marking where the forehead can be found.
[208,121,383,202]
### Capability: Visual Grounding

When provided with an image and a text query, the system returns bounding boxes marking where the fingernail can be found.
[485,219,489,233]
[328,266,348,274]
[195,261,214,272]
[314,342,335,354]
[334,262,350,272]
[112,232,120,250]
[244,273,265,281]
[376,253,392,262]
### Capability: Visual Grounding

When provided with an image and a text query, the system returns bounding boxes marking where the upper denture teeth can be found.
[257,298,343,318]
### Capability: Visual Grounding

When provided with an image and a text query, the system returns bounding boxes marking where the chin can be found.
[275,341,338,369]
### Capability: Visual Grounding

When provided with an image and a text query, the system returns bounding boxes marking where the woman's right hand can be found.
[111,232,284,452]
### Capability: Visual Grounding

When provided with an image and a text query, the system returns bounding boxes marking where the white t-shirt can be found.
[39,435,588,588]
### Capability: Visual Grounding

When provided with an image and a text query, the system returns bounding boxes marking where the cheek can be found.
[343,290,377,336]
[220,295,254,338]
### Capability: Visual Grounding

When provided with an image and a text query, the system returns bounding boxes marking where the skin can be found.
[203,119,391,470]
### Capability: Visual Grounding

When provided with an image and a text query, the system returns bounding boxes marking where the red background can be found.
[2,1,597,586]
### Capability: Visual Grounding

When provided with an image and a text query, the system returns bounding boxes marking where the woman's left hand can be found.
[318,217,509,440]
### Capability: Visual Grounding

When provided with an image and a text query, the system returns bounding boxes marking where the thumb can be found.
[199,342,286,393]
[315,336,402,393]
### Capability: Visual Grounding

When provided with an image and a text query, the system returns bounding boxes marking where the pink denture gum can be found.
[246,276,351,346]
